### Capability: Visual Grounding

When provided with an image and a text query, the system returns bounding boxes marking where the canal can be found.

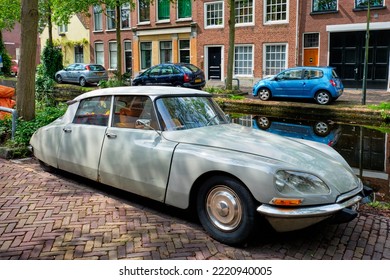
[231,114,390,201]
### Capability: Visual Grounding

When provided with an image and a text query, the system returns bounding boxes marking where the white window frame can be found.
[235,0,254,27]
[263,0,289,25]
[106,6,116,30]
[177,0,192,20]
[109,41,117,70]
[234,44,254,77]
[263,43,288,77]
[138,0,151,24]
[121,3,131,29]
[204,1,224,29]
[179,39,190,63]
[58,24,68,35]
[93,5,103,31]
[159,41,172,63]
[94,42,104,66]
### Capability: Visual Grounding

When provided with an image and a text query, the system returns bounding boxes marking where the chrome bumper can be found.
[257,194,363,232]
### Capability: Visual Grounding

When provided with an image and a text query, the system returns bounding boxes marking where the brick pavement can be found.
[0,157,389,260]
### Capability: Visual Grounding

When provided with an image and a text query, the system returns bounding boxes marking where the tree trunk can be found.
[226,0,235,90]
[16,0,39,121]
[115,2,122,82]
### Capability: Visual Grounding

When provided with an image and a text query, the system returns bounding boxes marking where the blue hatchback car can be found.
[252,66,344,105]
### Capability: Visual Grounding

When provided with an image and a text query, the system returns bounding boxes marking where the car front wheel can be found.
[55,74,63,84]
[197,176,257,245]
[257,88,271,101]
[315,91,331,105]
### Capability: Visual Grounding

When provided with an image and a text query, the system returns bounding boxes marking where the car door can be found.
[62,64,76,82]
[272,69,304,97]
[98,95,177,202]
[156,65,174,86]
[144,65,161,85]
[56,95,112,180]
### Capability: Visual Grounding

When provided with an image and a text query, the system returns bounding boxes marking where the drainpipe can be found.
[295,0,300,66]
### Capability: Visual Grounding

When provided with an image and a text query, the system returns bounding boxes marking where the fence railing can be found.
[0,106,17,139]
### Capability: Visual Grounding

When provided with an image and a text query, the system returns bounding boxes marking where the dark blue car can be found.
[252,66,344,105]
[132,63,206,89]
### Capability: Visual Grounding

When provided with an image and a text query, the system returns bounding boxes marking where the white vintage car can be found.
[29,86,368,245]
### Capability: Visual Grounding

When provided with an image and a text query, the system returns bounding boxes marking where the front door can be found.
[208,47,222,80]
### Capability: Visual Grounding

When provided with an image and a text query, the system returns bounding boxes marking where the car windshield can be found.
[156,96,228,131]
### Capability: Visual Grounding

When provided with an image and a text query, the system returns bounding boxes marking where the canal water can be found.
[231,114,390,201]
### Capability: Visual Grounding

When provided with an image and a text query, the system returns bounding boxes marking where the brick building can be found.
[299,0,390,90]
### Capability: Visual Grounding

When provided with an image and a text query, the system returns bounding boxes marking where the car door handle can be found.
[106,132,117,139]
[63,128,72,133]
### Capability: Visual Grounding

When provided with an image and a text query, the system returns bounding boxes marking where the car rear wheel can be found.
[197,176,257,245]
[315,91,331,105]
[257,88,271,101]
[55,74,63,84]
[313,121,330,136]
[255,116,271,129]
[79,77,87,87]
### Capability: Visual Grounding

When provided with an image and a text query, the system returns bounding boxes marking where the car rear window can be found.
[305,70,323,79]
[89,65,105,71]
[179,64,200,73]
[331,69,339,78]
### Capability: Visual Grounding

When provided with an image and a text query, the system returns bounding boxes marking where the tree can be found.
[38,0,54,45]
[225,0,236,90]
[16,0,39,121]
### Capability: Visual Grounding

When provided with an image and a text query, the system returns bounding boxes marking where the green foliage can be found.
[35,64,56,105]
[0,50,11,76]
[98,77,127,88]
[3,103,67,147]
[42,41,63,79]
[368,200,390,210]
[368,102,390,120]
[0,0,20,31]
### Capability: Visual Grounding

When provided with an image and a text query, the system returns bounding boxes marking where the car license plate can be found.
[195,78,201,83]
[96,72,103,76]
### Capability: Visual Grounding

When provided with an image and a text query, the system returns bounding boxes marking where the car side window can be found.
[280,69,302,80]
[73,96,111,126]
[306,70,323,79]
[161,66,173,75]
[172,66,181,74]
[75,64,85,71]
[112,96,159,130]
[150,66,161,76]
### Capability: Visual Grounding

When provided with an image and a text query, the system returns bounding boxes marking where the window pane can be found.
[139,0,150,22]
[106,7,116,30]
[158,0,170,20]
[121,4,130,29]
[235,0,253,24]
[355,0,384,9]
[179,40,190,63]
[94,5,103,31]
[206,2,223,27]
[312,0,337,12]
[160,41,172,63]
[109,42,117,69]
[304,33,319,48]
[264,44,287,76]
[234,45,253,75]
[178,0,192,18]
[265,0,287,23]
[73,96,111,126]
[141,42,152,69]
[95,43,104,65]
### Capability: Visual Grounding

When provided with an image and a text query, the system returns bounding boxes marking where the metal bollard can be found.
[0,106,17,139]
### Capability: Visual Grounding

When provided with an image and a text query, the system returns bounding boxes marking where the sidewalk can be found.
[0,157,389,260]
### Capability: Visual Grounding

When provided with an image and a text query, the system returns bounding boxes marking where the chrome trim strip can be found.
[257,195,362,218]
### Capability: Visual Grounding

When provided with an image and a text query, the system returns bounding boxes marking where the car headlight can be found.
[275,170,330,195]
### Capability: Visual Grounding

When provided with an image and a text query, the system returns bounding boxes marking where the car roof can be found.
[71,86,211,101]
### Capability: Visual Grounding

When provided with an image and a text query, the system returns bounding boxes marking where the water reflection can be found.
[232,115,389,201]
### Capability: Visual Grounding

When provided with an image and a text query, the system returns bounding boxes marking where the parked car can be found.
[29,86,370,245]
[253,116,342,147]
[10,60,18,76]
[55,63,108,87]
[132,63,206,89]
[252,66,344,105]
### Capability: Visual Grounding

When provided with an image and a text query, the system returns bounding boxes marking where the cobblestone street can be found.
[0,157,389,260]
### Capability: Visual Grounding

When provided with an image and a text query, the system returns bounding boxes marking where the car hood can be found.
[162,123,359,194]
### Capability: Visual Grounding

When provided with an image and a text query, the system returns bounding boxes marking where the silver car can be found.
[55,63,109,87]
[29,86,368,245]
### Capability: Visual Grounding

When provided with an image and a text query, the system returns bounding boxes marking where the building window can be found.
[58,24,67,35]
[160,41,172,63]
[139,0,150,23]
[124,41,132,74]
[140,42,152,69]
[264,0,288,24]
[121,4,131,29]
[312,0,337,12]
[234,45,253,76]
[106,6,116,30]
[75,46,84,63]
[304,33,319,48]
[93,5,103,31]
[178,0,192,19]
[264,44,287,76]
[355,0,384,9]
[179,40,190,63]
[109,42,117,70]
[235,0,254,25]
[205,1,224,28]
[158,0,170,21]
[94,42,104,66]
